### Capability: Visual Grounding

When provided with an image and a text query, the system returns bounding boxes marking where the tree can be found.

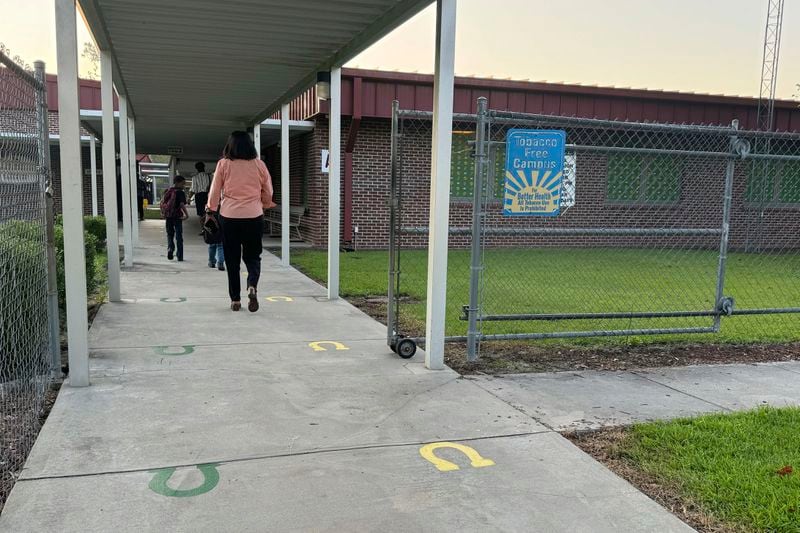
[0,42,32,71]
[81,41,100,80]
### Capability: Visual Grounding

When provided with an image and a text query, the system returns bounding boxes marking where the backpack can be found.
[202,212,222,244]
[160,187,179,218]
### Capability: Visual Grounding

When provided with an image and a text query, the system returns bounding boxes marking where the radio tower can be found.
[747,0,785,252]
[756,0,785,132]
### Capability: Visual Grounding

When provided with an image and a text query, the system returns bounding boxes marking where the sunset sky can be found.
[1,0,798,100]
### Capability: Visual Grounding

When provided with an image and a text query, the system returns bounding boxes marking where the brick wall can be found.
[300,117,800,252]
[49,143,105,217]
[263,133,307,208]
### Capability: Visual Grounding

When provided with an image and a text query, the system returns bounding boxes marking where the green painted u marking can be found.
[160,297,187,303]
[149,464,220,498]
[153,345,195,356]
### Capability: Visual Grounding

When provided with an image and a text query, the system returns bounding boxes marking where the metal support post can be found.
[714,119,739,331]
[254,123,261,158]
[328,66,342,300]
[466,97,488,361]
[387,100,400,347]
[90,135,98,216]
[424,0,457,370]
[35,61,62,378]
[55,0,89,387]
[101,50,121,301]
[281,104,291,267]
[118,94,133,267]
[44,190,61,377]
[128,117,138,245]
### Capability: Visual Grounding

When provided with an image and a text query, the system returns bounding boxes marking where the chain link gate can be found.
[0,52,58,506]
[387,97,800,361]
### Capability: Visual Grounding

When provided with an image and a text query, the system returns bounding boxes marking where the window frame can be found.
[745,159,800,208]
[605,152,682,207]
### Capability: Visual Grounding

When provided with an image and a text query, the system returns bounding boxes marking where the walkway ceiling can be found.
[78,0,431,159]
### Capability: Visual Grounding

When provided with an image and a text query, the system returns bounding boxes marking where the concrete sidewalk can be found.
[473,362,800,431]
[1,219,691,532]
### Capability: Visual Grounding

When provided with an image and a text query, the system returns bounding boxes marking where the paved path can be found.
[473,362,800,431]
[1,219,691,532]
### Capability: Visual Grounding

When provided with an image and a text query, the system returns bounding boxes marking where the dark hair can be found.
[195,162,205,172]
[222,130,258,161]
[173,175,186,185]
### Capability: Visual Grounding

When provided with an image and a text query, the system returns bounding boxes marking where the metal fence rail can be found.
[0,52,57,507]
[386,98,800,361]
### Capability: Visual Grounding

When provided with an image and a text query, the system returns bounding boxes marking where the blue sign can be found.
[503,129,567,216]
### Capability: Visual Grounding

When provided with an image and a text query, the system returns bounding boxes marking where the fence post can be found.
[34,61,62,378]
[713,119,739,332]
[467,97,488,360]
[387,100,400,348]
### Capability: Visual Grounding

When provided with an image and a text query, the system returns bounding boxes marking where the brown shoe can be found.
[231,301,241,312]
[247,287,259,313]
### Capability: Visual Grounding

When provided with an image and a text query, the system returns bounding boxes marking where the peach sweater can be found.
[207,158,276,218]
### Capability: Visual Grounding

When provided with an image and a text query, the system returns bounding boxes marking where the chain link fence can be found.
[0,52,58,508]
[387,98,800,361]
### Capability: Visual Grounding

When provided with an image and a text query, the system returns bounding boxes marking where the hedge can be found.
[0,217,106,379]
[0,229,49,380]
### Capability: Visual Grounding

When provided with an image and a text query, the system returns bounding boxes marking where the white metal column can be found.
[118,95,133,267]
[424,0,457,370]
[55,0,89,387]
[254,124,261,158]
[168,156,176,180]
[281,104,290,267]
[128,117,138,245]
[327,67,341,300]
[89,135,98,216]
[100,50,121,302]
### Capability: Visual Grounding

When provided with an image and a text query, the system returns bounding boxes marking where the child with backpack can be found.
[160,175,189,261]
[202,210,225,270]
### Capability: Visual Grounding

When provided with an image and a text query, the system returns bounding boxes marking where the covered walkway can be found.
[0,219,690,531]
[9,1,702,529]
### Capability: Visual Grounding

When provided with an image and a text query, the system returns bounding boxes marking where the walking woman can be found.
[206,131,276,312]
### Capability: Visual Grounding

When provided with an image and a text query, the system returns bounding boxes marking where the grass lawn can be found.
[144,207,162,220]
[289,248,799,346]
[93,250,108,303]
[607,407,800,532]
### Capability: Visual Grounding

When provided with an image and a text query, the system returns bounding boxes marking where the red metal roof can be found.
[45,74,118,112]
[289,68,800,132]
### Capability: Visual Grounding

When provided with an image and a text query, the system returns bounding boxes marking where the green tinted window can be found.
[645,155,680,203]
[450,132,474,198]
[607,154,642,202]
[745,161,777,204]
[451,132,508,200]
[746,161,800,205]
[607,153,680,204]
[778,162,800,204]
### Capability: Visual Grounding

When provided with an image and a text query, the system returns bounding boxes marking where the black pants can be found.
[138,196,145,220]
[221,215,263,301]
[165,217,184,260]
[195,192,209,217]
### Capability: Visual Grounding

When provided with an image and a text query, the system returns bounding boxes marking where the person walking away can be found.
[206,131,276,312]
[190,162,212,217]
[203,209,225,271]
[137,171,148,221]
[160,175,189,261]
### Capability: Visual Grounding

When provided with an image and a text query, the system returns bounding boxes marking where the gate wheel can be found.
[396,338,417,359]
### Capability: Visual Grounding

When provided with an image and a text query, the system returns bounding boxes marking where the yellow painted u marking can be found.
[308,341,350,352]
[419,442,495,472]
